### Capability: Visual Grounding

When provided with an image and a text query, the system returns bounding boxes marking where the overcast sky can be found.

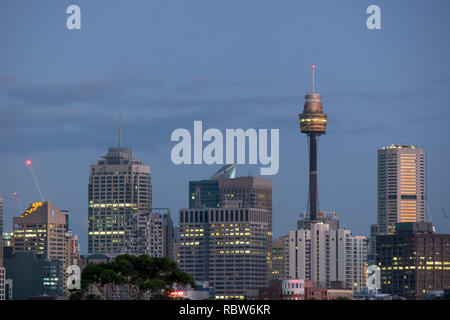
[1,0,450,253]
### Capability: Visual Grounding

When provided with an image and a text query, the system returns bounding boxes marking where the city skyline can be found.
[1,1,450,255]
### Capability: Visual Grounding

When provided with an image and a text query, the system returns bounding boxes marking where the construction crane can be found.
[442,208,449,229]
[13,192,23,212]
[25,159,45,202]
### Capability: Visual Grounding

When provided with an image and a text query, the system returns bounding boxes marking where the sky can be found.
[1,0,450,253]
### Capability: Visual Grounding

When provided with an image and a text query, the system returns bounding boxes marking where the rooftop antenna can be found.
[25,160,44,202]
[119,109,123,148]
[312,64,316,94]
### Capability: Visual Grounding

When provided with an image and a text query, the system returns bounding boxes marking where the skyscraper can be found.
[218,176,273,243]
[377,145,425,235]
[189,180,220,209]
[189,167,273,266]
[186,167,273,291]
[178,206,269,299]
[189,165,236,209]
[12,201,80,295]
[299,65,328,221]
[88,125,152,254]
[13,201,69,262]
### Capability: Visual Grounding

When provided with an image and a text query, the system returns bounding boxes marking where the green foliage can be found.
[69,255,195,300]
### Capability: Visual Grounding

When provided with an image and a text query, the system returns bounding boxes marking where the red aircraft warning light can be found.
[25,160,32,166]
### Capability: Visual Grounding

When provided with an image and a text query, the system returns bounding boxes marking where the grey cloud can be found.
[173,78,289,93]
[0,74,17,85]
[8,74,162,105]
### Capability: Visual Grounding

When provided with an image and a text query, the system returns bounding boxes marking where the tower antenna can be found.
[119,109,123,148]
[312,64,316,94]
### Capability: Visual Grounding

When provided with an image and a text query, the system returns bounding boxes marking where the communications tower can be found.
[299,65,328,221]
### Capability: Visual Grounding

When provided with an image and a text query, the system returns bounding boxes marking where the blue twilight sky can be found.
[1,0,450,253]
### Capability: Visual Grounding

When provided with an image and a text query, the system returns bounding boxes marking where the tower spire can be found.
[312,64,316,94]
[119,109,122,148]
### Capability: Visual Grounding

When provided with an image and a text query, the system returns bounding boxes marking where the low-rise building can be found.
[327,289,353,300]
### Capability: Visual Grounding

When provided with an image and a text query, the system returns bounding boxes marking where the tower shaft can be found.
[308,134,319,220]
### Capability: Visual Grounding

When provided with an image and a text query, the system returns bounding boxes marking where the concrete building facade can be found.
[126,208,173,259]
[289,222,368,291]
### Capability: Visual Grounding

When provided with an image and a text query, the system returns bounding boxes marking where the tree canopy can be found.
[70,254,195,300]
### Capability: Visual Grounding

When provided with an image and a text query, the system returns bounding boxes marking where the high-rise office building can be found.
[376,222,449,299]
[189,165,236,209]
[299,65,328,221]
[219,176,273,279]
[178,207,269,299]
[12,201,80,294]
[288,223,368,291]
[13,201,69,261]
[271,235,289,280]
[126,208,173,258]
[189,180,220,209]
[377,145,425,235]
[218,176,273,245]
[189,167,273,279]
[88,139,152,254]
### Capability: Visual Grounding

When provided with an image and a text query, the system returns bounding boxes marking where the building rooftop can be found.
[382,144,416,150]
